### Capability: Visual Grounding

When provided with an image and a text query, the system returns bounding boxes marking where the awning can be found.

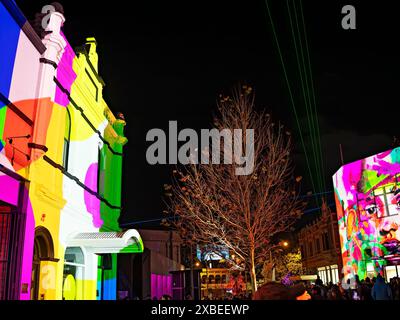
[67,229,144,254]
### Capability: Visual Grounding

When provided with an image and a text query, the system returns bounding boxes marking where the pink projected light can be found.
[151,274,172,299]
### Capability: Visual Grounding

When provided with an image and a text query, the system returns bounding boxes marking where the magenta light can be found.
[151,273,172,299]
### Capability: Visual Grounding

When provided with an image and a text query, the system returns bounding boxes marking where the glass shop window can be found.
[330,265,339,284]
[366,262,375,280]
[385,266,398,282]
[63,247,85,300]
[326,266,331,283]
[318,267,327,285]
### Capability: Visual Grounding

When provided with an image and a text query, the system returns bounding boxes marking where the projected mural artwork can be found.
[0,0,142,300]
[333,147,400,281]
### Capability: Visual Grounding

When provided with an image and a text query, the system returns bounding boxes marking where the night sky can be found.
[18,1,399,227]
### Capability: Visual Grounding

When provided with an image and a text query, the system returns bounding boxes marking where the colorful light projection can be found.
[333,148,400,280]
[151,274,173,299]
[0,0,137,300]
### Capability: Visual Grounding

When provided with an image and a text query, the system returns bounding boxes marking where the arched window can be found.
[62,108,71,170]
[64,247,84,265]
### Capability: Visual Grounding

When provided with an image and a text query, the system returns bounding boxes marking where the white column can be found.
[31,11,66,161]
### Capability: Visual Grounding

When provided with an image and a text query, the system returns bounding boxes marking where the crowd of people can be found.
[126,274,400,300]
[252,274,400,300]
[305,274,400,300]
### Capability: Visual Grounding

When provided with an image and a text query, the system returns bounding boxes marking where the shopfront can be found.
[317,264,339,285]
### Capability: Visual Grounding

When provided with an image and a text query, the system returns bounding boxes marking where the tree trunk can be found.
[250,248,257,293]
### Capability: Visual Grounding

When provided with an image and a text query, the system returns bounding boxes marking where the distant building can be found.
[117,227,184,300]
[297,201,342,285]
[196,245,244,299]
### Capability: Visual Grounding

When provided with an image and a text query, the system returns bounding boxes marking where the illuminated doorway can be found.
[30,227,55,300]
[63,247,85,300]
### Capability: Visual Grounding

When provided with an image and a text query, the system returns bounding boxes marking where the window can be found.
[358,178,400,221]
[309,242,313,257]
[221,275,227,283]
[318,267,327,284]
[330,265,339,284]
[366,262,375,279]
[62,108,71,170]
[63,247,85,300]
[384,266,398,282]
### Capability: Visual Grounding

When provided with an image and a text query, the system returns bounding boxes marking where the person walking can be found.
[371,274,392,300]
[361,278,372,301]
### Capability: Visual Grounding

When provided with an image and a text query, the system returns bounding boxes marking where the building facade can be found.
[200,268,234,299]
[297,201,342,285]
[118,228,184,299]
[333,147,400,282]
[0,0,142,300]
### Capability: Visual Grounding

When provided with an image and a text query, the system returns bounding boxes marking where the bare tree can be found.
[166,86,303,293]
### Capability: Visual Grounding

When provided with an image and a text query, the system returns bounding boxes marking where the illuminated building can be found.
[297,201,342,284]
[200,268,233,299]
[195,245,244,299]
[0,0,143,300]
[333,147,400,282]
